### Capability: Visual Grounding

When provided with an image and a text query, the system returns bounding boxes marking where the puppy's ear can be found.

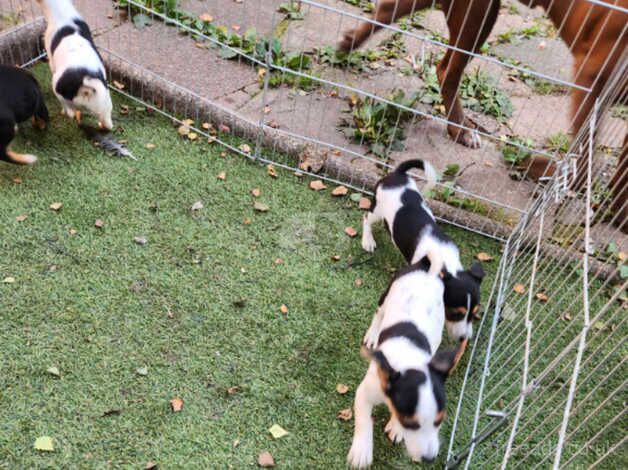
[78,85,96,99]
[429,348,458,379]
[371,350,400,392]
[440,269,453,281]
[469,262,486,281]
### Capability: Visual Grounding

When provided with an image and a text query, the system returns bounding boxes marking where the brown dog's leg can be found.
[437,0,500,148]
[609,137,627,233]
[338,0,434,52]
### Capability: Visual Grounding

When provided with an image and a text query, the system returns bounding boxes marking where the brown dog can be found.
[339,0,627,231]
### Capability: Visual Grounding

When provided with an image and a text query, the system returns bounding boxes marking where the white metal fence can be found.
[1,0,626,467]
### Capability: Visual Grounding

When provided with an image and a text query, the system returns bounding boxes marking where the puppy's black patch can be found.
[378,321,432,355]
[55,67,106,101]
[389,369,426,423]
[443,265,484,323]
[428,367,446,413]
[73,18,103,62]
[50,25,76,56]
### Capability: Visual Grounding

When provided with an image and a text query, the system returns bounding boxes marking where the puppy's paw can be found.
[347,436,374,468]
[361,235,376,253]
[385,417,404,444]
[363,326,379,350]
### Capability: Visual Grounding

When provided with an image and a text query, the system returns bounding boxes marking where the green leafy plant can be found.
[459,68,513,121]
[340,90,420,158]
[545,131,570,154]
[277,2,304,20]
[500,135,535,166]
[341,0,375,13]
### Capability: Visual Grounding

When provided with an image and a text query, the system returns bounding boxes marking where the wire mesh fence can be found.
[0,0,626,467]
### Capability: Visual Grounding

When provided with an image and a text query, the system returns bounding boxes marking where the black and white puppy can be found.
[362,159,485,341]
[40,0,113,129]
[347,264,460,467]
[0,65,49,165]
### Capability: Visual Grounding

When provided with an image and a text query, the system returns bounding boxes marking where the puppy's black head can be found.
[443,261,485,324]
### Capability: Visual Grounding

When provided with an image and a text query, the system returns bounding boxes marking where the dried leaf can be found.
[2,277,15,284]
[46,366,60,377]
[202,122,212,130]
[50,202,63,211]
[268,424,288,439]
[354,279,363,287]
[336,383,349,395]
[134,236,147,245]
[16,214,27,222]
[170,397,184,412]
[254,201,269,212]
[345,227,358,238]
[309,180,327,191]
[112,80,125,90]
[69,229,78,236]
[182,119,194,126]
[332,186,348,196]
[251,188,261,198]
[191,201,204,211]
[145,462,158,470]
[217,171,227,180]
[177,125,190,136]
[145,143,156,150]
[232,439,240,448]
[257,451,275,467]
[187,132,198,141]
[358,197,372,210]
[34,436,54,452]
[267,165,278,178]
[227,386,240,395]
[331,255,340,262]
[199,13,213,22]
[239,144,251,154]
[280,304,288,314]
[476,252,493,262]
[513,283,526,294]
[337,408,353,421]
[102,409,121,417]
[13,176,22,184]
[275,258,284,265]
[95,219,105,228]
[243,218,252,225]
[535,292,549,302]
[562,312,572,321]
[263,105,271,114]
[136,366,148,376]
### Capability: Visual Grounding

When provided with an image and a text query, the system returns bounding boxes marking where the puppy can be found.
[347,265,460,467]
[0,65,49,165]
[39,0,113,129]
[363,159,486,341]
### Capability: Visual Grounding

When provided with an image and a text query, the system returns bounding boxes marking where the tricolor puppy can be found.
[39,0,113,129]
[0,65,49,165]
[347,265,461,467]
[362,159,485,341]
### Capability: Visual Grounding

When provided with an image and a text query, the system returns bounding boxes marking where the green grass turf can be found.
[0,65,501,469]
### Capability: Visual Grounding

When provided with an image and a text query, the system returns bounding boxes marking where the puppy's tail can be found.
[394,159,438,190]
[427,249,445,277]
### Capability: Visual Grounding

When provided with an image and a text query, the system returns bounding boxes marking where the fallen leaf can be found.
[113,80,125,90]
[13,176,22,184]
[263,105,271,114]
[243,218,252,225]
[593,321,605,331]
[207,136,216,144]
[476,252,493,262]
[16,214,27,222]
[336,383,349,395]
[226,386,240,395]
[331,255,340,261]
[145,462,158,470]
[513,283,526,294]
[187,132,198,141]
[345,227,358,238]
[46,366,60,377]
[182,119,194,126]
[618,252,626,262]
[332,186,348,197]
[535,292,549,302]
[2,277,15,284]
[177,125,190,136]
[251,188,261,198]
[145,143,156,150]
[170,397,184,412]
[202,122,212,130]
[220,151,227,157]
[309,180,327,191]
[275,258,284,265]
[50,202,63,211]
[354,279,363,287]
[268,424,288,439]
[332,149,342,156]
[232,24,241,31]
[267,120,280,129]
[34,436,54,452]
[267,165,278,178]
[136,366,148,376]
[134,236,147,245]
[94,219,105,228]
[257,451,275,467]
[69,229,77,236]
[254,202,269,212]
[337,408,353,421]
[233,439,240,448]
[280,304,288,314]
[191,201,204,211]
[358,197,372,210]
[562,312,572,321]
[199,13,213,22]
[217,171,227,180]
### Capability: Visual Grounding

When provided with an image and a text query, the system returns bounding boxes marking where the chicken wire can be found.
[0,0,626,468]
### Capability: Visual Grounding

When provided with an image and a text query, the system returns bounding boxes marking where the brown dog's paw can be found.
[338,29,359,52]
[451,127,481,149]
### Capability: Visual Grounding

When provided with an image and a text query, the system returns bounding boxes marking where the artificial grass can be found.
[0,65,501,469]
